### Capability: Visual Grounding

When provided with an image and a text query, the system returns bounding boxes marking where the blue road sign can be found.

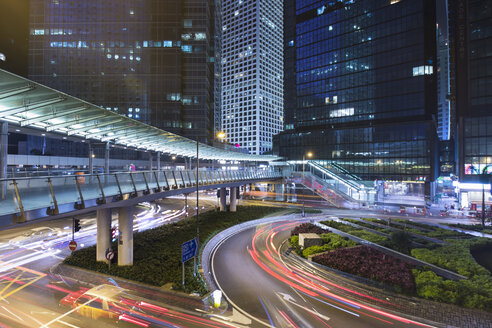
[182,238,198,263]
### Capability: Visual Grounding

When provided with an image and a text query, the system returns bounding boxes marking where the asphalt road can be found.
[0,195,233,328]
[211,219,436,328]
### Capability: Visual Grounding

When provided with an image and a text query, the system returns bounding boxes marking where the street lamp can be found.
[194,132,226,274]
[302,151,313,217]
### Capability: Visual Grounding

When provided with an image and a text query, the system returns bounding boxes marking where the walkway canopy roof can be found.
[0,69,279,161]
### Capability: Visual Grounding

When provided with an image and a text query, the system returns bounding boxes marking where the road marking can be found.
[1,305,24,322]
[58,320,80,328]
[276,292,330,322]
[0,272,23,297]
[39,298,96,328]
[211,231,270,328]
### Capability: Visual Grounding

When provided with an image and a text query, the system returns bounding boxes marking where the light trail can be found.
[247,220,437,327]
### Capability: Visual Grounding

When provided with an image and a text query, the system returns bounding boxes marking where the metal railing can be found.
[0,169,282,220]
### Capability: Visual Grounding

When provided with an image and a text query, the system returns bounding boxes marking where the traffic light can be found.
[74,219,81,232]
[111,226,118,242]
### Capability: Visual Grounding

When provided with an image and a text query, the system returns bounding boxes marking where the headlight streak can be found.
[0,202,216,328]
[250,221,437,328]
[258,296,276,328]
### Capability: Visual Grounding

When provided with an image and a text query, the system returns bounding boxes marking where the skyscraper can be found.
[28,0,216,143]
[221,0,283,155]
[275,0,438,182]
[453,0,492,180]
[437,22,452,141]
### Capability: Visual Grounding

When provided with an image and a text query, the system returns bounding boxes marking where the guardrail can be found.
[0,170,282,221]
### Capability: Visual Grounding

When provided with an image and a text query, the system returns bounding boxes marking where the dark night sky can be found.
[0,0,29,77]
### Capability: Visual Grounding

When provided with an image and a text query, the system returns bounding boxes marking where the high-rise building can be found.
[453,0,492,180]
[275,0,438,182]
[221,0,283,155]
[28,0,216,143]
[437,22,452,141]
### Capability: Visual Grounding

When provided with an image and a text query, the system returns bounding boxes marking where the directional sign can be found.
[68,240,77,251]
[181,238,198,263]
[105,248,114,261]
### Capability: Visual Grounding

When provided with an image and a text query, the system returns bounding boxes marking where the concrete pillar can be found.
[96,208,112,262]
[105,142,110,174]
[148,152,153,171]
[118,206,134,266]
[219,188,227,211]
[88,144,94,175]
[157,151,161,171]
[230,187,237,212]
[0,122,7,200]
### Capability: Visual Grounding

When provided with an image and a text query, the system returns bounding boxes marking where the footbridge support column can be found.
[0,122,7,200]
[96,208,112,262]
[104,142,110,174]
[118,205,134,266]
[230,187,237,212]
[219,187,227,212]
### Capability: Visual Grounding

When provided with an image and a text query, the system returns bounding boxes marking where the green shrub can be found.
[390,231,412,254]
[412,269,492,311]
[65,206,284,295]
[320,220,388,244]
[347,230,388,244]
[411,239,491,278]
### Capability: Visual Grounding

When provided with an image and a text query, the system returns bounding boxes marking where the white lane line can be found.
[58,320,80,328]
[39,298,96,328]
[211,229,272,328]
[2,305,24,322]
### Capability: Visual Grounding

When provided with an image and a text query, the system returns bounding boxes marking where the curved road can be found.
[211,219,437,328]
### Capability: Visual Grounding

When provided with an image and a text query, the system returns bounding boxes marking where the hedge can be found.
[320,220,388,244]
[302,233,358,258]
[411,238,492,311]
[64,205,285,295]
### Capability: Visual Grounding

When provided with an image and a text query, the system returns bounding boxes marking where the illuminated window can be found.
[412,65,433,76]
[330,108,354,118]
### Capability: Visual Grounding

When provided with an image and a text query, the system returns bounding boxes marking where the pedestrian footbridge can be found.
[0,169,282,227]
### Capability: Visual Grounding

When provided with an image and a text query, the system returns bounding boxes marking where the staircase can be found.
[292,161,377,207]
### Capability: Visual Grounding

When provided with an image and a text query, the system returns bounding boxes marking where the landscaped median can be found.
[288,220,492,311]
[64,205,287,295]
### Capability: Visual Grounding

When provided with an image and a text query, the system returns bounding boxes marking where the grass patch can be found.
[64,206,285,295]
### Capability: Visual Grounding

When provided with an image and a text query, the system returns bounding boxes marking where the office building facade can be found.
[221,0,283,155]
[275,0,438,182]
[453,0,492,181]
[28,0,216,142]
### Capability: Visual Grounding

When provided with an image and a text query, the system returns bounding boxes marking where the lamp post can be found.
[194,132,226,274]
[302,152,313,217]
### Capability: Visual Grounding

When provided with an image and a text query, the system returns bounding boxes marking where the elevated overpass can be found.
[0,168,283,265]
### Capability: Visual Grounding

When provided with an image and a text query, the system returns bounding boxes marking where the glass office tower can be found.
[221,0,284,155]
[28,0,216,142]
[454,0,492,180]
[275,0,438,181]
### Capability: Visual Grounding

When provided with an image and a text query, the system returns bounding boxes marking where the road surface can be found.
[211,218,437,328]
